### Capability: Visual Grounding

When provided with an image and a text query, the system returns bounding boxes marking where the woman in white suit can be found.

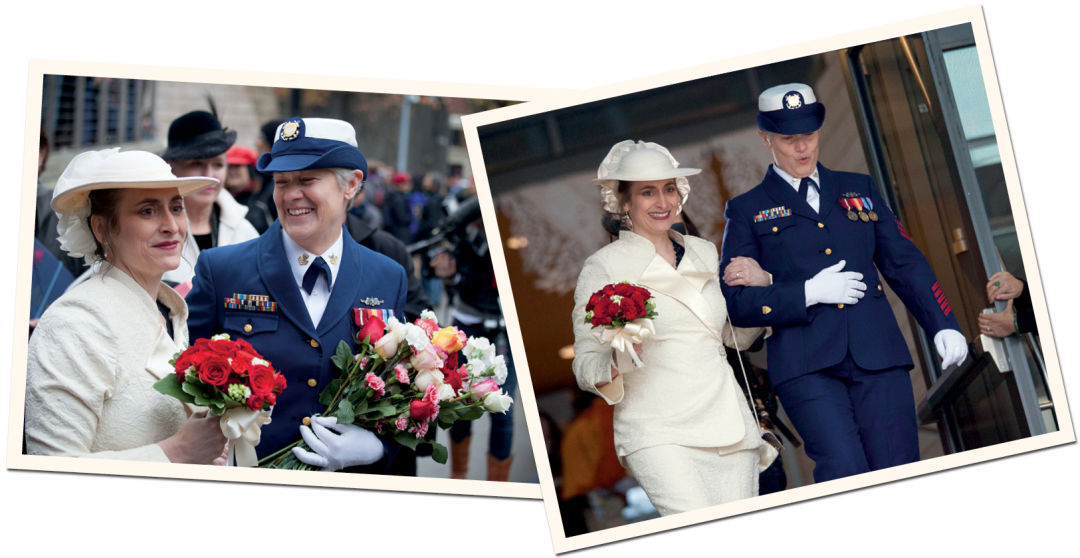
[25,148,227,464]
[571,140,775,516]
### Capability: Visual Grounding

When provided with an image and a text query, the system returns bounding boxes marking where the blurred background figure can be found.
[423,183,518,481]
[383,171,413,243]
[253,118,284,224]
[224,145,274,234]
[160,109,259,290]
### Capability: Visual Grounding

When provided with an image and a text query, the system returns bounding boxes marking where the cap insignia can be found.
[280,120,301,141]
[784,92,804,110]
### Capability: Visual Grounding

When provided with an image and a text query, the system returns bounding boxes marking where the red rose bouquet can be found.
[153,334,287,466]
[259,309,512,470]
[584,282,658,367]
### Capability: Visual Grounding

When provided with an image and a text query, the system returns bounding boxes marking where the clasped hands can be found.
[979,271,1023,338]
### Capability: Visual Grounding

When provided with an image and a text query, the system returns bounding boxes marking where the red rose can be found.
[409,399,439,422]
[208,338,237,358]
[442,351,462,393]
[619,296,645,321]
[198,355,231,386]
[249,365,276,396]
[265,393,277,406]
[586,292,604,313]
[173,349,195,382]
[231,352,257,376]
[273,373,287,394]
[233,338,256,355]
[246,393,266,411]
[601,284,617,296]
[596,297,620,323]
[356,314,385,345]
[612,283,636,297]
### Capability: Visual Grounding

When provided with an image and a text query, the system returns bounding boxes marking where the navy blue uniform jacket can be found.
[187,220,408,460]
[719,164,960,386]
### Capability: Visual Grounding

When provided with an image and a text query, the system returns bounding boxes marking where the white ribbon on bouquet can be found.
[593,318,656,368]
[220,407,273,467]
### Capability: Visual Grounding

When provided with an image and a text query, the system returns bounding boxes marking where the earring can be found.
[623,212,633,231]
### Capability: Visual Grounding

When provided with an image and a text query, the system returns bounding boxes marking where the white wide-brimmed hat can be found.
[50,148,217,262]
[593,140,700,214]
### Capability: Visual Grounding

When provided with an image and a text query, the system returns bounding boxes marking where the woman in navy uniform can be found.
[187,117,408,472]
[719,83,968,483]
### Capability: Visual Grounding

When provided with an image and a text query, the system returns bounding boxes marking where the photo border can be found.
[7,58,569,500]
[460,6,1074,551]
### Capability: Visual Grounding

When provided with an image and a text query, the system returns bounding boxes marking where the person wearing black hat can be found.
[719,83,968,483]
[186,117,409,473]
[161,110,259,288]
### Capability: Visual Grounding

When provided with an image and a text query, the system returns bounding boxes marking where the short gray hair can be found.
[329,168,364,192]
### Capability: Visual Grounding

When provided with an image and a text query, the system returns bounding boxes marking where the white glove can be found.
[934,329,968,370]
[292,416,385,471]
[804,260,866,307]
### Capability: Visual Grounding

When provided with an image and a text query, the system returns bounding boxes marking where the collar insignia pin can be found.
[298,254,309,266]
[329,254,339,265]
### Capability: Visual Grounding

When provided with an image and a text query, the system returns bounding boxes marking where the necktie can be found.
[798,177,818,212]
[302,256,331,294]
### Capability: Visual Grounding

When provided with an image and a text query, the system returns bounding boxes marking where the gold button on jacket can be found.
[307,378,317,387]
[243,324,253,333]
[762,305,772,315]
[302,417,311,426]
[309,339,319,348]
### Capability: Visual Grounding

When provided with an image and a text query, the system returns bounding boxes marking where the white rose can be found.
[373,329,403,359]
[436,383,456,401]
[404,323,432,350]
[413,369,444,393]
[491,355,508,385]
[465,337,495,365]
[482,390,513,413]
[420,309,438,323]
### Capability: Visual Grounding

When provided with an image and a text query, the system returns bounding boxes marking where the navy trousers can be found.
[774,353,919,483]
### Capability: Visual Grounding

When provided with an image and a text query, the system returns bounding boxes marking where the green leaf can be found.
[370,403,397,418]
[333,341,353,371]
[354,398,369,414]
[152,375,196,404]
[458,407,485,421]
[179,380,203,399]
[393,432,419,450]
[318,379,342,406]
[337,400,355,425]
[437,407,457,424]
[430,442,448,464]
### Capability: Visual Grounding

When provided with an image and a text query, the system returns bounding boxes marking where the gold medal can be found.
[868,210,879,222]
[847,210,858,221]
[859,212,870,222]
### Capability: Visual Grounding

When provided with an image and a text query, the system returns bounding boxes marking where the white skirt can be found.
[624,445,759,516]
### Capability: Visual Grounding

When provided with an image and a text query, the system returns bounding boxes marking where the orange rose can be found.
[431,327,466,353]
